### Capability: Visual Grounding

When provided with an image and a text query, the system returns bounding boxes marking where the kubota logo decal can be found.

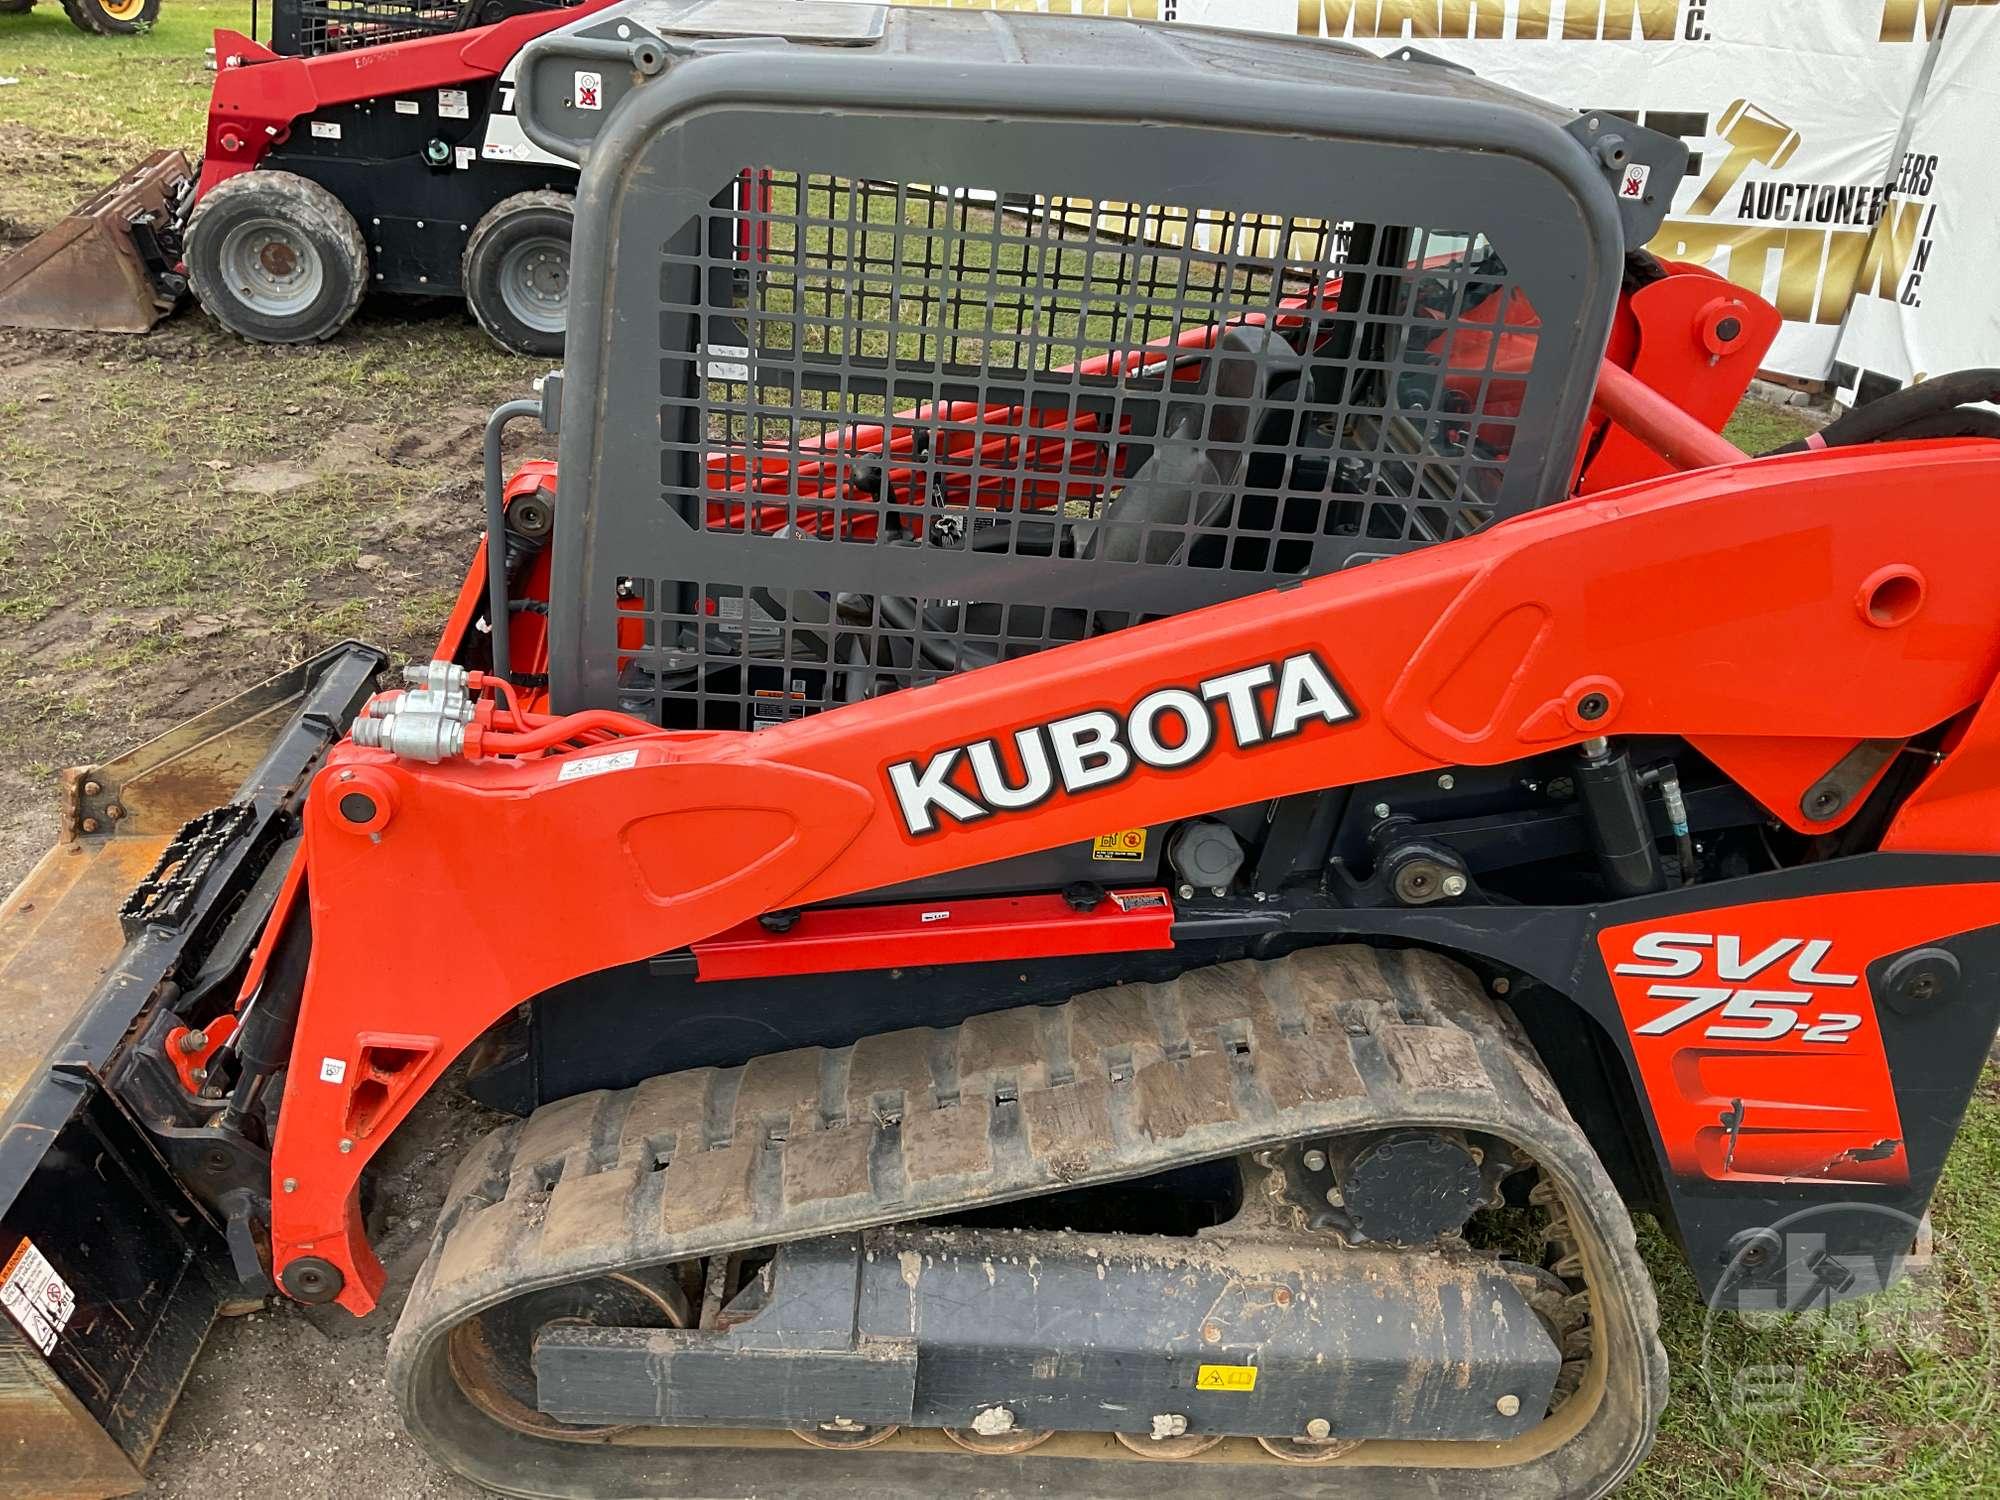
[887,650,1354,837]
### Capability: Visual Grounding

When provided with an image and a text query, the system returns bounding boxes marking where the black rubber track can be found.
[390,946,1666,1500]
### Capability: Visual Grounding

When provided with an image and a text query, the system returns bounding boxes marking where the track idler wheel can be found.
[446,1271,687,1439]
[790,1421,900,1449]
[1113,1429,1225,1459]
[943,1423,1054,1454]
[1255,1433,1365,1463]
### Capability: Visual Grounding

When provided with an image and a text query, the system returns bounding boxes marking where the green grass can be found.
[0,0,248,151]
[1634,1108,2000,1499]
[1723,397,1820,456]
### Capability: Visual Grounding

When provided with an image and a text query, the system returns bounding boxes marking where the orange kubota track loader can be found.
[5,4,2000,1497]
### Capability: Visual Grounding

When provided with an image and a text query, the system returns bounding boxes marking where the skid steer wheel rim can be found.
[98,0,147,16]
[446,1271,686,1439]
[497,234,569,335]
[218,216,324,317]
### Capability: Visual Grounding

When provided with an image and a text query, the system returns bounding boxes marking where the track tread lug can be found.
[901,1096,995,1183]
[782,1119,878,1207]
[657,1139,760,1235]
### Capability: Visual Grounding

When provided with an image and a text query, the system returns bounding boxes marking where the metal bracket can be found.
[1799,738,1903,823]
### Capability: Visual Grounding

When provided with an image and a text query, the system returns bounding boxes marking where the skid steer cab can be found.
[0,0,614,353]
[8,4,2000,1497]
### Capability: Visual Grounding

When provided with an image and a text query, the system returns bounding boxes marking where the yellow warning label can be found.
[1092,828,1148,862]
[1195,1364,1258,1392]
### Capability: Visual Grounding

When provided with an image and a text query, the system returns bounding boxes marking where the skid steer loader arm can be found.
[0,644,382,1494]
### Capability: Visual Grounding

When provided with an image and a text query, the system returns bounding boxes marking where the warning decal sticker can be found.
[1,1238,76,1356]
[1092,828,1148,862]
[1195,1363,1258,1391]
[556,748,640,782]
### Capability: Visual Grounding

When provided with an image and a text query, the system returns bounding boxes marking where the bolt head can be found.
[1274,1287,1293,1307]
[83,780,101,796]
[338,1138,354,1154]
[1302,1149,1328,1172]
[1177,884,1195,900]
[1496,1394,1521,1418]
[105,803,124,820]
[1436,773,1455,790]
[1372,802,1391,819]
[80,817,100,834]
[1305,1417,1332,1440]
[1441,873,1469,897]
[282,1177,298,1193]
[1491,976,1512,996]
[1201,1321,1222,1344]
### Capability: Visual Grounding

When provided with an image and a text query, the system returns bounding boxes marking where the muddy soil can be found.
[0,312,537,1497]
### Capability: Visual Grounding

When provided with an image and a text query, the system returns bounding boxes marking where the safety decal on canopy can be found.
[1,1238,76,1356]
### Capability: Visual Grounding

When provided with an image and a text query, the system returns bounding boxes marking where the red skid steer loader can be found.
[4,4,2000,1496]
[0,0,612,353]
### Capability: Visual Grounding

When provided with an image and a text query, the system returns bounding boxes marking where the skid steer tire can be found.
[186,171,369,345]
[60,0,159,33]
[462,190,574,358]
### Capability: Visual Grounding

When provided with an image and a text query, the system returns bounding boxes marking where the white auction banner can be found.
[1830,2,2000,399]
[863,0,1996,388]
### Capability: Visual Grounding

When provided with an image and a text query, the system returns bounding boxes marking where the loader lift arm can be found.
[269,435,2000,1313]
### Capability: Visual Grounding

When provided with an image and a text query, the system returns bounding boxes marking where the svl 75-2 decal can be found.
[1595,888,2000,1187]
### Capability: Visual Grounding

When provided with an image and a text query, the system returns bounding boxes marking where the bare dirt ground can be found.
[147,1087,494,1499]
[0,311,542,1498]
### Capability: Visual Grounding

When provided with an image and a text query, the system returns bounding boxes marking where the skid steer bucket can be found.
[0,150,192,335]
[0,644,381,1498]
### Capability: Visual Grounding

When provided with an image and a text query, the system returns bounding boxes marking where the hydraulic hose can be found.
[483,400,544,685]
[478,711,660,755]
[1758,369,2000,455]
